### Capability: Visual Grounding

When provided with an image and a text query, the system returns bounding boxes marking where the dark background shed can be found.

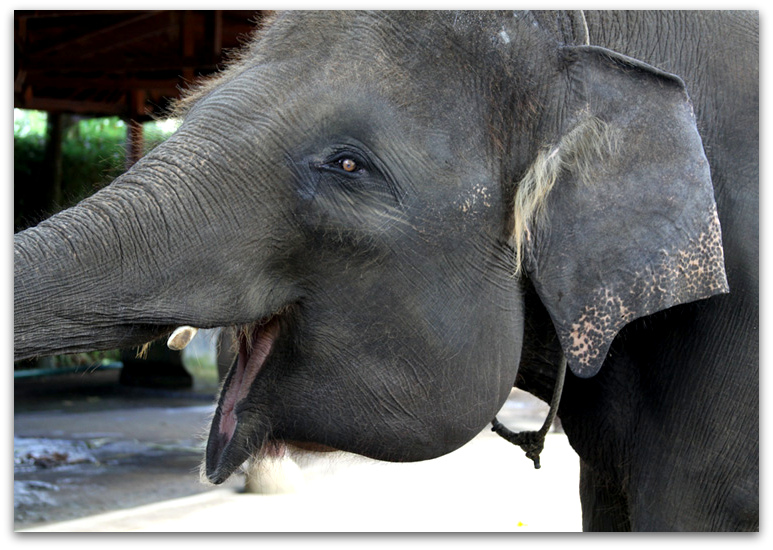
[14,10,266,228]
[13,10,267,376]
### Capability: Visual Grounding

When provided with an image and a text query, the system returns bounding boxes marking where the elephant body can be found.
[14,11,758,531]
[514,12,759,531]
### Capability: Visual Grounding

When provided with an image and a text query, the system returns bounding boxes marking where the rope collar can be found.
[491,354,567,469]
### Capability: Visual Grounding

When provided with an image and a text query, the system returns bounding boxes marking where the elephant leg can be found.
[579,461,631,531]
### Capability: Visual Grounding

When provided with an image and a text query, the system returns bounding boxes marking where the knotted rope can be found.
[491,354,567,469]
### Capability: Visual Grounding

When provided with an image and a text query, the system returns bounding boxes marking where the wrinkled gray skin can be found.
[14,11,757,531]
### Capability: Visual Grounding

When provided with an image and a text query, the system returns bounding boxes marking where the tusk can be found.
[167,326,199,351]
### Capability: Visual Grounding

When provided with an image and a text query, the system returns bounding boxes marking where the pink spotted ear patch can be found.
[559,205,729,378]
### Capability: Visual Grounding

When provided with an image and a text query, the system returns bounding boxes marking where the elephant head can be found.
[14,11,728,484]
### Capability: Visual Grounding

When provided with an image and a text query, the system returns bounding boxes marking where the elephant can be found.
[13,11,758,531]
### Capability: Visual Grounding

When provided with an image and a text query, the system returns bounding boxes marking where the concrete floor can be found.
[14,368,582,532]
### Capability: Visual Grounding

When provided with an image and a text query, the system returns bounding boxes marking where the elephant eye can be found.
[320,151,369,176]
[314,147,402,203]
[339,158,358,172]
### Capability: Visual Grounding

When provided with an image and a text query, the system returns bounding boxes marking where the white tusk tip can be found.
[167,326,199,351]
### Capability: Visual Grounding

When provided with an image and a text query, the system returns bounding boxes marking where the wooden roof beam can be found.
[30,11,166,57]
[18,96,127,115]
[21,74,181,92]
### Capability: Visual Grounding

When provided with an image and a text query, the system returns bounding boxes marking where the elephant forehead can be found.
[178,12,512,120]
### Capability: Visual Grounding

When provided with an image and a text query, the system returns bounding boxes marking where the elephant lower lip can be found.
[219,317,280,446]
[206,315,281,482]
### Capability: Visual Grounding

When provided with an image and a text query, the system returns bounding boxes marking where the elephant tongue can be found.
[206,318,279,483]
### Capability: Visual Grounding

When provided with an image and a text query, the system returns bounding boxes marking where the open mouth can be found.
[178,306,337,484]
[220,318,280,447]
[205,314,283,484]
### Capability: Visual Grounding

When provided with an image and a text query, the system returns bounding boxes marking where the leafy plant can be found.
[14,111,180,372]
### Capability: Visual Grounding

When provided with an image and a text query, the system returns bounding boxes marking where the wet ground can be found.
[14,367,582,532]
[14,369,243,529]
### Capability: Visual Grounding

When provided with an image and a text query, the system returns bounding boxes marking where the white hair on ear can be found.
[512,116,615,274]
[578,10,590,46]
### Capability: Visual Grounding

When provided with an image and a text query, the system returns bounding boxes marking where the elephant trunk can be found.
[13,139,258,362]
[14,180,171,359]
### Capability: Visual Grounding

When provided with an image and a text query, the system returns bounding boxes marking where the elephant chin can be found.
[205,316,281,484]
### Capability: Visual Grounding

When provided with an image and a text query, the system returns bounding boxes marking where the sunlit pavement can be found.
[20,433,580,532]
[15,374,581,533]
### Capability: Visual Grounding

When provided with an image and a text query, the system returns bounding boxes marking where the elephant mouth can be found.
[205,314,283,484]
[204,306,341,484]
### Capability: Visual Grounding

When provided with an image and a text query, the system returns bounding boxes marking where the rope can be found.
[491,354,567,469]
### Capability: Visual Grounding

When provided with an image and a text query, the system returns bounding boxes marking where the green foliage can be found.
[55,350,122,368]
[14,111,180,229]
[61,117,128,201]
[13,109,47,137]
[13,131,52,230]
[14,110,180,371]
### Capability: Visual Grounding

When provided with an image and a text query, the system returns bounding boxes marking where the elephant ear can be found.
[518,46,729,378]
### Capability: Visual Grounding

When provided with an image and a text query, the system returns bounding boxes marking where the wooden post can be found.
[125,119,144,170]
[125,89,146,169]
[181,11,195,83]
[43,111,64,207]
[212,11,223,57]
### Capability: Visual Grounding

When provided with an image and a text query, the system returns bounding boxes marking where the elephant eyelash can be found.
[311,148,404,204]
[319,150,371,176]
